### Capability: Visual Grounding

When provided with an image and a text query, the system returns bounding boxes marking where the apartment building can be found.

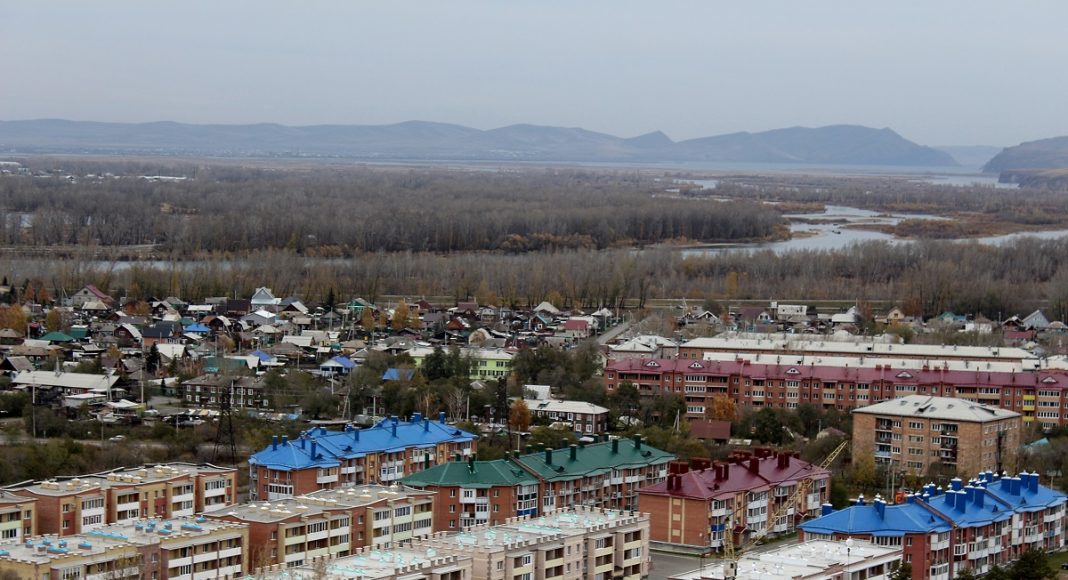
[7,463,238,536]
[668,539,902,580]
[0,516,249,580]
[853,395,1022,477]
[259,544,472,580]
[524,398,610,435]
[799,472,1067,580]
[0,491,36,543]
[400,457,540,531]
[604,357,1068,427]
[249,413,477,501]
[209,484,435,569]
[677,335,1035,365]
[637,450,830,549]
[415,507,651,580]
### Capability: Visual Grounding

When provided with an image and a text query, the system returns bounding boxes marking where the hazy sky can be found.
[3,1,1067,146]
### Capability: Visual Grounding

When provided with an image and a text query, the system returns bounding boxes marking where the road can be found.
[597,319,632,345]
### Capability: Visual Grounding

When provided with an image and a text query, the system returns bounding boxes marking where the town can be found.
[0,283,1066,579]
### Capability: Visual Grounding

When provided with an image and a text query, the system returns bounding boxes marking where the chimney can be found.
[1028,471,1039,493]
[1010,476,1021,496]
[569,445,577,461]
[612,439,619,454]
[424,454,431,470]
[545,449,553,465]
[821,503,834,516]
[468,456,475,472]
[412,412,422,423]
[281,435,288,446]
[777,453,788,470]
[944,490,955,508]
[392,415,399,425]
[950,477,962,491]
[855,494,865,506]
[748,457,759,474]
[353,428,360,442]
[424,418,430,432]
[1000,477,1011,492]
[439,411,446,424]
[955,490,967,512]
[300,438,306,450]
[271,436,278,451]
[974,487,985,508]
[392,423,398,438]
[874,497,886,518]
[633,435,642,450]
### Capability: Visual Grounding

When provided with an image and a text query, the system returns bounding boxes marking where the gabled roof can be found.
[800,501,952,536]
[516,437,674,482]
[382,368,414,381]
[321,356,356,370]
[39,331,75,343]
[401,459,538,488]
[250,414,477,472]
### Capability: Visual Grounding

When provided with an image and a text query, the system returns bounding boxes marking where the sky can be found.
[3,1,1067,147]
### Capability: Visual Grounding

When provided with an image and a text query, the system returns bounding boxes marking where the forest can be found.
[0,160,783,253]
[4,158,1068,320]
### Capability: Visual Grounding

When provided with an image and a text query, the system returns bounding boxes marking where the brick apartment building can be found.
[248,413,477,501]
[209,484,435,570]
[800,472,1067,580]
[402,436,674,530]
[0,491,37,544]
[399,456,540,530]
[6,463,237,536]
[637,450,830,549]
[853,395,1022,477]
[604,357,1068,427]
[677,335,1034,364]
[0,516,249,579]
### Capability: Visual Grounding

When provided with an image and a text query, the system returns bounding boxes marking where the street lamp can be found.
[845,537,854,580]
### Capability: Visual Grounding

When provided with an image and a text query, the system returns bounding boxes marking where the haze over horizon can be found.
[3,1,1067,147]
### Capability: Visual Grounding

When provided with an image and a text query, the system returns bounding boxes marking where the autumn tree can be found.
[44,309,63,332]
[705,395,736,421]
[0,306,27,332]
[360,307,375,331]
[509,399,531,432]
[392,300,409,331]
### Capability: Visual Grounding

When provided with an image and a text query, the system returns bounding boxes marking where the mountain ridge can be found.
[0,119,957,166]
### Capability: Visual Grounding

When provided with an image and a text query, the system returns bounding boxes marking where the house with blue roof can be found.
[249,412,477,501]
[800,471,1066,580]
[319,355,356,376]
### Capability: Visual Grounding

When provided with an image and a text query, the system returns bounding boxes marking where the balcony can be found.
[317,473,339,485]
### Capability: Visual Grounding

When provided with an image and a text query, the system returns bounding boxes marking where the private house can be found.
[70,285,114,309]
[250,287,281,309]
[525,398,609,435]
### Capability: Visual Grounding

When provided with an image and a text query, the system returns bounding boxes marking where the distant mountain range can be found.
[0,119,959,166]
[984,136,1068,173]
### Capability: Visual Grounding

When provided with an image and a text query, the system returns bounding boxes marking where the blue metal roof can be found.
[382,368,415,381]
[981,472,1067,513]
[185,323,211,333]
[803,473,1067,537]
[800,500,951,536]
[322,356,356,369]
[249,413,477,472]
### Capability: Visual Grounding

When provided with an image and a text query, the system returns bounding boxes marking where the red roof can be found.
[564,319,589,330]
[640,454,829,501]
[83,284,113,302]
[690,420,731,441]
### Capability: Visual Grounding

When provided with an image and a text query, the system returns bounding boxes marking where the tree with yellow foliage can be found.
[509,399,531,432]
[705,395,736,421]
[391,300,409,331]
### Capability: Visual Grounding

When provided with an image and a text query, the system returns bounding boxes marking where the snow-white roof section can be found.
[700,350,1029,373]
[187,304,214,312]
[524,385,552,400]
[611,335,678,353]
[853,395,1020,422]
[106,399,143,410]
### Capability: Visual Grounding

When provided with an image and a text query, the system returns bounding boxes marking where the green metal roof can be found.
[401,459,538,488]
[516,437,675,482]
[39,331,75,343]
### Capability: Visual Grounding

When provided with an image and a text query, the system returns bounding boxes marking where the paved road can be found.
[597,320,632,345]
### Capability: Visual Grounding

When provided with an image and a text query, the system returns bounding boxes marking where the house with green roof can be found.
[401,435,673,531]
